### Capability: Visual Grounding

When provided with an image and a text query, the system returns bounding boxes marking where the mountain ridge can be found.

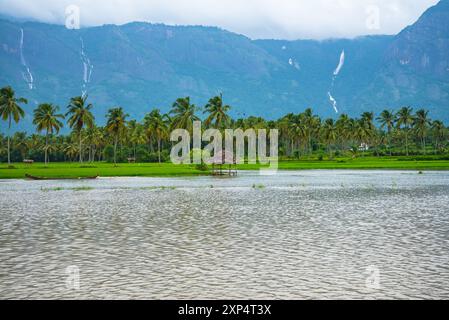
[1,0,448,131]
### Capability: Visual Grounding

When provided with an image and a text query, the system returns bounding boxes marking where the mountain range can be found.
[1,0,449,131]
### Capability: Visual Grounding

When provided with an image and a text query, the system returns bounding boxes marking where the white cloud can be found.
[0,0,440,39]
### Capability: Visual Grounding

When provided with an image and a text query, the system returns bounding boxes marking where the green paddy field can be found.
[1,156,449,179]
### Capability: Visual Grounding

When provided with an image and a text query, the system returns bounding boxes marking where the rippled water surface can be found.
[1,170,449,299]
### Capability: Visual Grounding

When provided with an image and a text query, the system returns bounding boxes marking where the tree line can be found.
[1,86,448,165]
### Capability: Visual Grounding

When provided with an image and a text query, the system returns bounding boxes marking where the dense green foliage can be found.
[1,85,449,166]
[1,157,449,179]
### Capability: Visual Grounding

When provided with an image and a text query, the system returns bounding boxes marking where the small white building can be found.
[359,143,370,151]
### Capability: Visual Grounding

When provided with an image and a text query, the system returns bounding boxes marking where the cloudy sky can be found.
[0,0,440,39]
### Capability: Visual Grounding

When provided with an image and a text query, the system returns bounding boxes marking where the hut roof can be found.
[210,150,235,165]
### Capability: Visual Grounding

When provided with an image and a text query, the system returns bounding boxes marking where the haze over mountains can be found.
[1,0,449,130]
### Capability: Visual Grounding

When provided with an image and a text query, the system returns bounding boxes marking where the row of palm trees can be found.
[278,107,448,157]
[1,85,448,165]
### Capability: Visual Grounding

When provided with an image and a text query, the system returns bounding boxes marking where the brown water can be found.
[0,170,449,299]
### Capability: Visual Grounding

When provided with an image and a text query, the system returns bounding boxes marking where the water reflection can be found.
[0,170,448,299]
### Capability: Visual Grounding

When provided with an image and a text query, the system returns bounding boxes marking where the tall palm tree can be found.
[336,114,351,150]
[278,113,296,157]
[361,112,376,131]
[129,123,146,160]
[145,109,168,163]
[377,110,395,155]
[85,125,103,162]
[0,86,28,165]
[66,96,94,162]
[431,120,447,154]
[396,107,414,156]
[204,94,231,129]
[377,110,395,133]
[63,142,79,162]
[170,97,199,132]
[127,120,138,158]
[33,103,64,165]
[413,109,431,154]
[289,114,306,157]
[302,108,319,154]
[0,139,6,159]
[105,107,128,165]
[321,118,337,157]
[13,131,29,160]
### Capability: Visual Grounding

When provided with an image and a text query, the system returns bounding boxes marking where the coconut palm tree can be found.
[33,103,64,165]
[276,113,293,156]
[66,96,95,162]
[129,123,146,160]
[0,86,28,165]
[377,110,395,155]
[396,107,414,156]
[145,109,169,163]
[85,125,103,162]
[354,113,376,155]
[301,108,320,155]
[0,140,6,159]
[105,107,128,165]
[336,114,351,151]
[289,115,306,157]
[413,109,431,154]
[361,112,376,131]
[204,94,231,129]
[321,118,337,158]
[13,131,29,160]
[170,97,199,132]
[354,119,371,155]
[431,120,447,154]
[63,142,79,162]
[27,133,42,156]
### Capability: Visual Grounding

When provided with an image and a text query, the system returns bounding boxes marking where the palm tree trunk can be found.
[158,138,161,164]
[290,139,294,157]
[307,135,312,155]
[405,130,409,156]
[7,117,11,166]
[422,136,426,155]
[114,135,118,165]
[45,131,49,166]
[385,129,390,156]
[79,133,83,163]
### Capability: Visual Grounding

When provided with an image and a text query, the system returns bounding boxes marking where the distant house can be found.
[359,143,369,151]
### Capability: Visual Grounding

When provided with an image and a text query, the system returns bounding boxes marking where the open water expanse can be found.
[1,170,448,299]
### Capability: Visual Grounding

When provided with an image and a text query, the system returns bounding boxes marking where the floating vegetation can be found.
[252,184,265,189]
[160,186,177,190]
[72,187,94,191]
[140,186,177,191]
[41,187,64,192]
[41,186,93,192]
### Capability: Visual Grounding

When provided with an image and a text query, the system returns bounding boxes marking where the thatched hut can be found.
[210,150,237,176]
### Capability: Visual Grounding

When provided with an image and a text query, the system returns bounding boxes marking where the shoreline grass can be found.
[1,157,449,179]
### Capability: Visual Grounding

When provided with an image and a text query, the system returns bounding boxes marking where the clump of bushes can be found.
[195,163,209,171]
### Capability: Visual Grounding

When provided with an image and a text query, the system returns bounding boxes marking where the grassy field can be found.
[0,162,206,179]
[1,156,449,179]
